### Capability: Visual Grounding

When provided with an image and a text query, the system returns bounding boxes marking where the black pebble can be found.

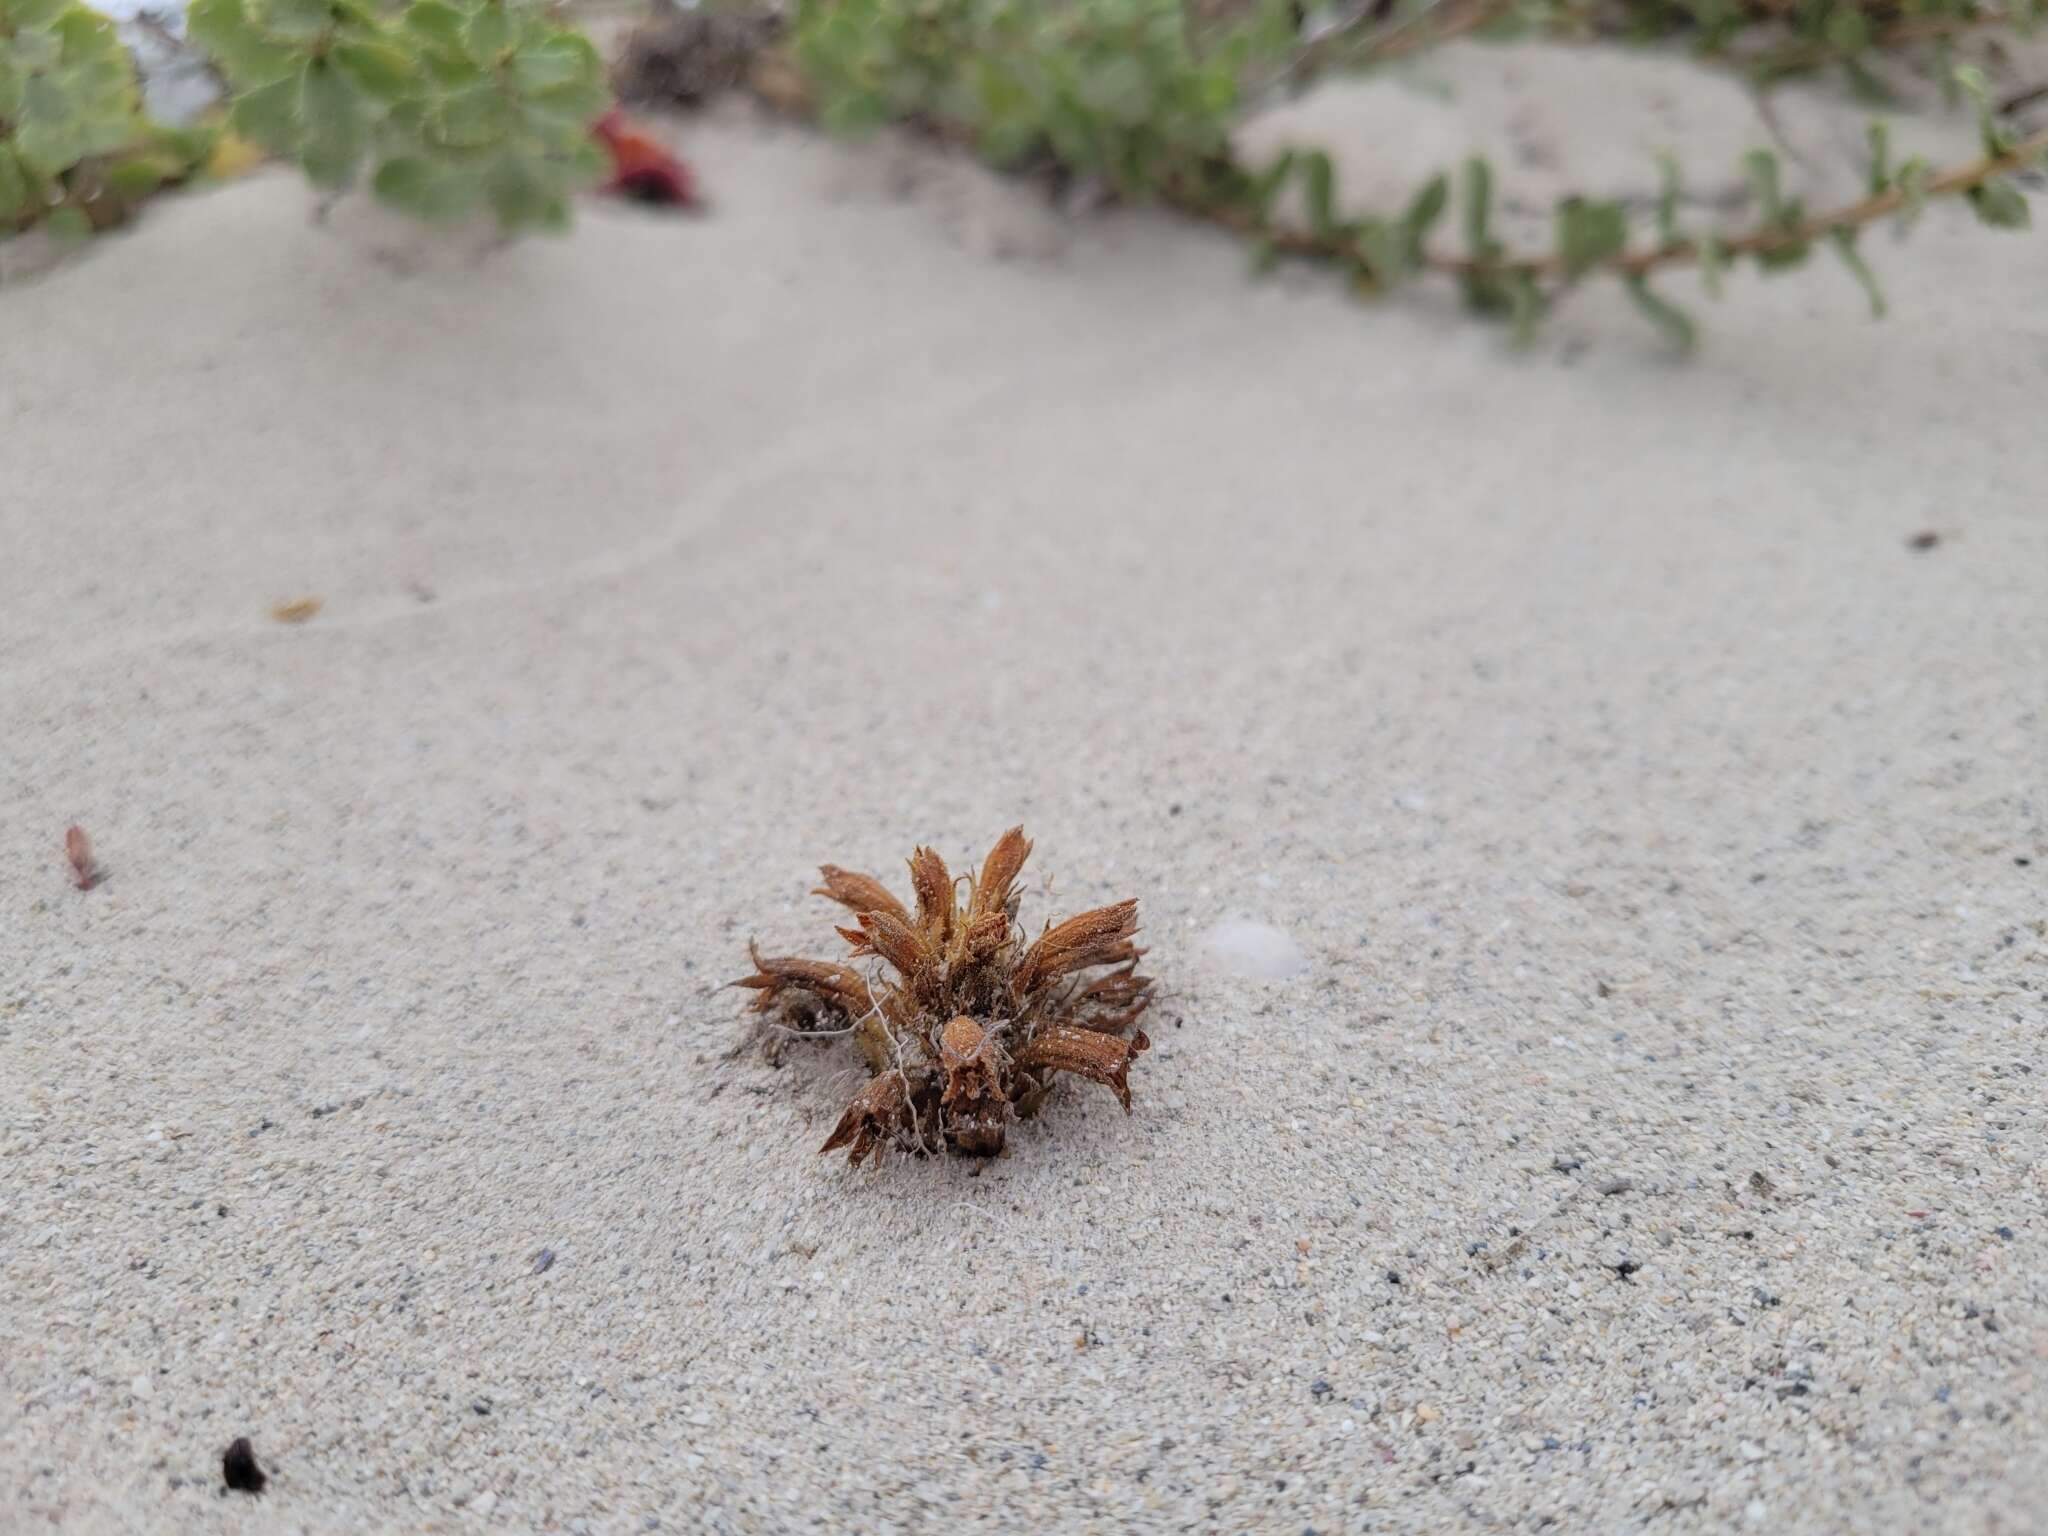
[222,1437,266,1494]
[1906,531,1941,551]
[1996,1226,2015,1241]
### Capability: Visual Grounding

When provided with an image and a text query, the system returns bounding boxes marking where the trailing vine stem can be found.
[1275,0,2029,88]
[1194,121,2048,284]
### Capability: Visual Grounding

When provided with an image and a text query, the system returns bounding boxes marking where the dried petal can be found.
[968,825,1032,924]
[1013,1023,1148,1111]
[733,942,873,1020]
[937,1015,1009,1155]
[850,908,936,989]
[1016,900,1141,997]
[812,865,910,925]
[908,846,956,950]
[1061,961,1155,1032]
[820,1071,933,1166]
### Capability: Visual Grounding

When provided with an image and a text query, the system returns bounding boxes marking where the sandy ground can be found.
[4,47,2046,1534]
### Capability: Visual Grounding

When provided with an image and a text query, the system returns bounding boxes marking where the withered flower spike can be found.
[736,828,1154,1166]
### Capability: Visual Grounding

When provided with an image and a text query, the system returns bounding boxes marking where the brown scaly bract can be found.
[736,827,1154,1166]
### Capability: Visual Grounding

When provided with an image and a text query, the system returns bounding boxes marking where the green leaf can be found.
[1554,196,1628,277]
[1865,119,1890,195]
[230,72,301,153]
[333,39,417,101]
[1301,148,1335,238]
[260,0,342,42]
[1699,235,1726,299]
[1828,229,1885,317]
[7,76,69,179]
[1400,173,1447,265]
[1624,274,1696,352]
[1894,156,1930,225]
[1824,8,1870,52]
[44,203,91,240]
[481,152,565,231]
[1508,269,1542,347]
[7,0,71,30]
[1655,152,1681,246]
[1743,148,1785,223]
[465,2,513,64]
[0,149,31,219]
[1967,179,2030,229]
[1246,149,1294,219]
[1462,155,1496,257]
[187,0,299,85]
[1953,64,2011,156]
[371,154,479,218]
[510,35,598,95]
[0,50,23,124]
[1351,218,1401,286]
[404,0,468,49]
[437,80,514,147]
[297,56,366,186]
[101,156,168,198]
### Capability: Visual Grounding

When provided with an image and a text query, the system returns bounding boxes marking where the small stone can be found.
[1415,1403,1440,1423]
[131,1374,152,1398]
[1598,1177,1633,1196]
[531,1248,556,1275]
[1200,919,1309,981]
[471,1491,498,1516]
[222,1437,266,1494]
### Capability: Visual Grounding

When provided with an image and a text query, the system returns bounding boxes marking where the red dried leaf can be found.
[64,825,98,891]
[593,108,698,207]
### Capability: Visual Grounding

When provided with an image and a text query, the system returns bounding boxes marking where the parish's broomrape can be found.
[737,827,1153,1166]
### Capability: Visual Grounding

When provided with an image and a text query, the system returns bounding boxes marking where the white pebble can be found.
[1200,919,1309,981]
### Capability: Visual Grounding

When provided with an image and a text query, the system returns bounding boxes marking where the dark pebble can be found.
[221,1437,266,1494]
[1996,1227,2015,1241]
[1906,531,1941,550]
[531,1248,556,1275]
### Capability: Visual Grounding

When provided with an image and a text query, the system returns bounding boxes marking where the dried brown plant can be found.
[736,827,1154,1166]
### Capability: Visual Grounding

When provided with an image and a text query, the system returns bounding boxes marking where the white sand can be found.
[3,51,2045,1533]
